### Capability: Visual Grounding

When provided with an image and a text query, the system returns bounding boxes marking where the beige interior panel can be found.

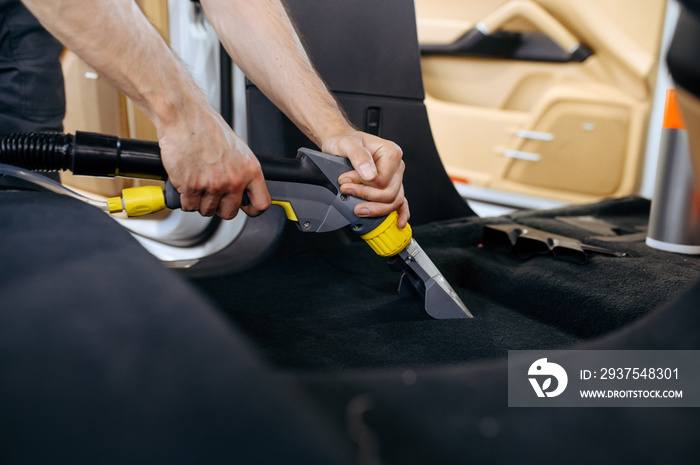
[417,0,666,203]
[124,102,159,141]
[496,83,648,201]
[123,0,168,142]
[61,51,129,197]
[417,0,665,88]
[426,96,528,186]
[502,101,631,196]
[478,1,580,52]
[536,0,665,89]
[137,0,169,42]
[60,53,160,196]
[575,0,666,55]
[61,51,127,137]
[415,0,508,44]
[422,55,614,111]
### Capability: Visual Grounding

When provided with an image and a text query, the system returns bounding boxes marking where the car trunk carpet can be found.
[193,195,700,464]
[0,191,355,464]
[3,190,700,464]
[195,196,700,371]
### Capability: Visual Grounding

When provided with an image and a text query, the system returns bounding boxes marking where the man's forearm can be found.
[21,0,207,133]
[21,0,271,219]
[201,0,409,224]
[21,0,406,223]
[200,0,351,147]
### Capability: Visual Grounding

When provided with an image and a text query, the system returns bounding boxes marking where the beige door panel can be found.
[426,96,528,186]
[421,55,639,196]
[477,0,581,53]
[416,0,665,203]
[494,84,648,202]
[418,0,664,90]
[535,0,665,90]
[422,55,615,110]
[416,0,508,44]
[416,0,576,50]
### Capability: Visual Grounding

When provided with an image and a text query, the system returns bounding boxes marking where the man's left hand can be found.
[322,130,410,229]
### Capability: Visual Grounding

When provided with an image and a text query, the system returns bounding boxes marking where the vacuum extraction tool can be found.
[0,131,472,319]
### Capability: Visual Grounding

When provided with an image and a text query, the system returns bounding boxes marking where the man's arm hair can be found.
[199,0,351,147]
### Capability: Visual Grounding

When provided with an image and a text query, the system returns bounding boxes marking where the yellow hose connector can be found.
[107,185,166,217]
[361,211,412,257]
[107,196,124,214]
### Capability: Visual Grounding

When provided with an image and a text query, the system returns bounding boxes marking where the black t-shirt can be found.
[0,0,65,134]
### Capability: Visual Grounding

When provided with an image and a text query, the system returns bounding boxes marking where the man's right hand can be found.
[157,104,271,220]
[19,0,270,221]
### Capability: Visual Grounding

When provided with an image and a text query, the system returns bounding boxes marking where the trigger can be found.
[271,200,299,222]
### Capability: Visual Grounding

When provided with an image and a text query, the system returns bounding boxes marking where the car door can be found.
[415,0,667,205]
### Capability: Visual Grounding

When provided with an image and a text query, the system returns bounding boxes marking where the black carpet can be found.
[193,195,700,464]
[3,190,700,464]
[0,191,353,464]
[195,196,700,371]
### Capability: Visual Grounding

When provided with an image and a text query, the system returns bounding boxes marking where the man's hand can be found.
[157,106,270,220]
[201,0,409,227]
[20,0,271,221]
[322,130,410,229]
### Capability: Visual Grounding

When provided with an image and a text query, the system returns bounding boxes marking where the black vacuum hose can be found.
[0,131,167,180]
[1,130,344,213]
[0,132,73,172]
[1,130,338,195]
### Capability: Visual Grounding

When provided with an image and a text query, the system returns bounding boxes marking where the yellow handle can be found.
[107,187,411,258]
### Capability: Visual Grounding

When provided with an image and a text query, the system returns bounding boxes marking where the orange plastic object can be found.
[663,89,687,130]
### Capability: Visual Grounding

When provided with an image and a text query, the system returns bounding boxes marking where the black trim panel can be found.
[421,28,592,63]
